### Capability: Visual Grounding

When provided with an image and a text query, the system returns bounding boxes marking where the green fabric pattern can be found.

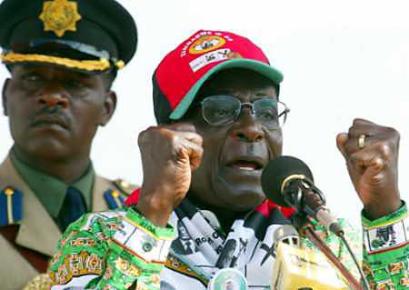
[361,203,409,290]
[300,218,362,281]
[48,204,409,289]
[48,208,175,289]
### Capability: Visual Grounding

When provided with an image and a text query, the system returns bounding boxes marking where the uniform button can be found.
[4,187,14,196]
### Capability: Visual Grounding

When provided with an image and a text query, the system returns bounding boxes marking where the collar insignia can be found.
[39,0,82,37]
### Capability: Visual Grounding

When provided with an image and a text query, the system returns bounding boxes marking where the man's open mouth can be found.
[226,159,264,171]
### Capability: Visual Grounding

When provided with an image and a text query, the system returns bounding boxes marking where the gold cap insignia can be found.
[188,35,226,55]
[39,0,82,37]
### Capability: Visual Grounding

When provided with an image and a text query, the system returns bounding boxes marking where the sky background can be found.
[1,0,409,228]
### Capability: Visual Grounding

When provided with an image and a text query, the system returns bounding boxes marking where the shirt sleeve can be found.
[361,201,409,289]
[48,207,176,290]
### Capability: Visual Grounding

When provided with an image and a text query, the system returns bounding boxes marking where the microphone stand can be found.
[299,218,363,290]
[286,183,363,290]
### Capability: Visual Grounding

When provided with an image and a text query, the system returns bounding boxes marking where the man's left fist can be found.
[336,118,402,219]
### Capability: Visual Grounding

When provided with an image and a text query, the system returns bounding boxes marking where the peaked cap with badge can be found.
[0,0,137,73]
[0,0,138,289]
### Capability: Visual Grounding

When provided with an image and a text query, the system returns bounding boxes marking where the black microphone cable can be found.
[338,231,370,290]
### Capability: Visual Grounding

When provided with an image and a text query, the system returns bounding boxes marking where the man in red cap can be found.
[49,30,407,290]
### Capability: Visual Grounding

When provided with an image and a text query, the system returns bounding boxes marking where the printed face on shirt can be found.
[183,68,283,212]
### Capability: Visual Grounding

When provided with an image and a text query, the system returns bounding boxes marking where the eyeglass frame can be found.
[199,94,290,129]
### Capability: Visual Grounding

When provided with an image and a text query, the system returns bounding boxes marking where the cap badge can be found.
[189,35,226,55]
[39,0,82,37]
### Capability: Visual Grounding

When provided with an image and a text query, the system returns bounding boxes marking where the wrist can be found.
[363,198,402,220]
[111,208,176,272]
[136,192,174,227]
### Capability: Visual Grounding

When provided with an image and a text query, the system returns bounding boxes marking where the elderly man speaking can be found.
[49,30,408,290]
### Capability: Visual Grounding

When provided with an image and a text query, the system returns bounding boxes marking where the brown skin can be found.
[2,63,117,183]
[185,71,282,230]
[336,118,401,219]
[138,70,402,228]
[137,69,282,228]
[137,123,203,226]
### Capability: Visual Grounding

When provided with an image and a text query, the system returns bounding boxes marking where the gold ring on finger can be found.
[358,134,366,149]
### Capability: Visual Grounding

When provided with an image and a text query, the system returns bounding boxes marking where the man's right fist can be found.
[136,123,203,226]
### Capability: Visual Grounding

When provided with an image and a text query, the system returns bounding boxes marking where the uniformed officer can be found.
[0,0,138,288]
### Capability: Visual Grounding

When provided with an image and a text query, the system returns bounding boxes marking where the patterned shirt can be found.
[48,202,409,290]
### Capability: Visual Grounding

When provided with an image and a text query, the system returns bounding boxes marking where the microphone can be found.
[261,156,343,236]
[273,224,300,249]
[270,215,349,290]
[272,242,349,290]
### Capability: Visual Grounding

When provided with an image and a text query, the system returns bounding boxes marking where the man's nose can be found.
[230,109,265,142]
[38,87,69,109]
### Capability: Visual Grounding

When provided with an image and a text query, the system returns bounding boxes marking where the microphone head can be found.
[261,156,313,206]
[273,224,300,248]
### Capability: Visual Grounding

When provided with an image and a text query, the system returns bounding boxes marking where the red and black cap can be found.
[153,30,283,124]
[0,0,137,73]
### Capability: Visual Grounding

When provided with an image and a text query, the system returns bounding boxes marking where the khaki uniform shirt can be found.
[0,154,134,290]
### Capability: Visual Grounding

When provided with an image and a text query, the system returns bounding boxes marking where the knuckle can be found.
[375,142,391,159]
[158,127,176,142]
[373,157,385,171]
[196,134,204,145]
[137,130,148,146]
[138,126,158,145]
[347,125,355,136]
[170,133,181,145]
[352,118,364,127]
[387,126,400,141]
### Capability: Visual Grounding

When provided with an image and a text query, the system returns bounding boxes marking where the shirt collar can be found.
[10,150,95,217]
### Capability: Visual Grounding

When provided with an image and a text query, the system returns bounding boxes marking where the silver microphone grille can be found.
[273,224,300,248]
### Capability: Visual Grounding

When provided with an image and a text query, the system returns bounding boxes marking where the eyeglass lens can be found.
[201,95,288,129]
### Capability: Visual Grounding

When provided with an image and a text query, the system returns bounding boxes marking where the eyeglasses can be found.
[200,95,290,129]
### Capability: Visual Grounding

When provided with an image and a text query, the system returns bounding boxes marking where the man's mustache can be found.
[30,106,71,129]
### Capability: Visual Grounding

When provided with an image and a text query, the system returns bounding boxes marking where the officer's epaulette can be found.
[103,179,137,210]
[103,189,126,210]
[112,179,137,196]
[0,186,23,226]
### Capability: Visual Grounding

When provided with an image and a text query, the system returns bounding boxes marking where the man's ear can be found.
[2,79,10,116]
[99,90,117,126]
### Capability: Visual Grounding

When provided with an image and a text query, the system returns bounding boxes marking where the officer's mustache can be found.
[30,106,71,129]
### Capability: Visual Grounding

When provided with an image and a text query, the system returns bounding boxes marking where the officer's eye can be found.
[65,79,87,90]
[17,73,44,91]
[21,73,42,82]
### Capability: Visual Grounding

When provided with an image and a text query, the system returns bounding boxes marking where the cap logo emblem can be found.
[39,0,82,37]
[188,35,226,55]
